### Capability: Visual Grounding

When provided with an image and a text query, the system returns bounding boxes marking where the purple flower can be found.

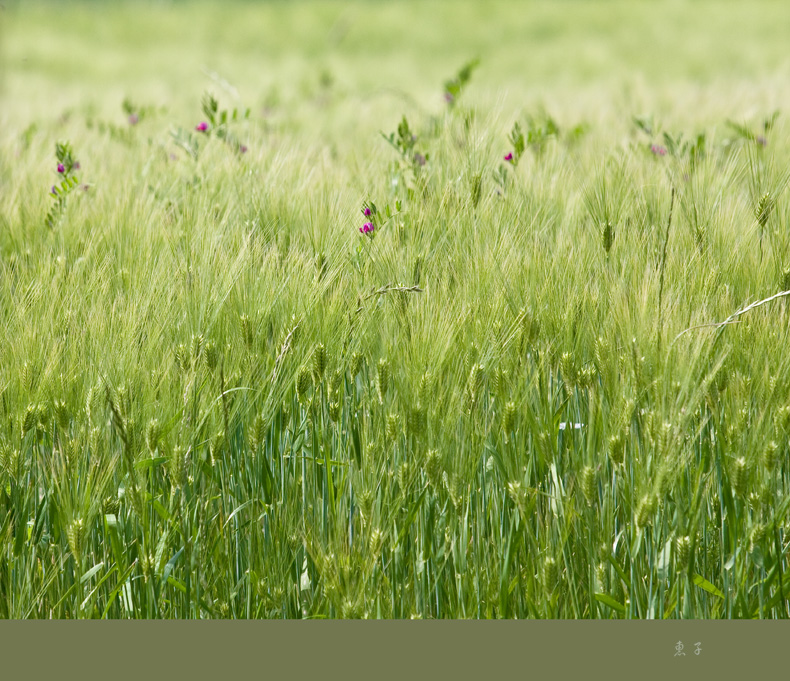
[57,163,65,173]
[128,114,139,125]
[73,162,80,170]
[196,122,209,132]
[651,144,667,156]
[414,152,426,167]
[239,145,248,154]
[757,135,767,147]
[50,185,57,196]
[363,207,372,217]
[444,92,455,104]
[361,222,374,234]
[504,152,514,162]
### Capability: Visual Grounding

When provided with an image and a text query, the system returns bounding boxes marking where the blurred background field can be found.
[3,0,790,136]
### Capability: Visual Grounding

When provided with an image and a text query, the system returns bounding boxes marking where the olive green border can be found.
[0,620,785,680]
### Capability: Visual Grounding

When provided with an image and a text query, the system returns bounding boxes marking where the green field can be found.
[2,0,790,619]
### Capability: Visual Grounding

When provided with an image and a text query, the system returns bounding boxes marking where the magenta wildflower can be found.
[196,122,209,132]
[51,185,57,196]
[361,222,374,234]
[504,152,514,162]
[57,163,65,173]
[240,145,248,154]
[128,114,139,125]
[650,144,667,156]
[363,207,372,217]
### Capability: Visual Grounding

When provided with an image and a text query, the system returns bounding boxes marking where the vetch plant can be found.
[170,92,250,160]
[357,199,401,240]
[495,121,525,191]
[381,115,429,173]
[725,111,779,149]
[199,92,250,153]
[443,57,480,107]
[121,97,160,126]
[45,141,81,229]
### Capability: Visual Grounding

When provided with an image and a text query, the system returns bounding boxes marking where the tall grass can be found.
[1,0,790,619]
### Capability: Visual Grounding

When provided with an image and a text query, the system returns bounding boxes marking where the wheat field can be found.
[2,0,790,618]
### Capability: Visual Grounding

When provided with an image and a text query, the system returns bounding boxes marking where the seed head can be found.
[468,363,484,395]
[424,450,443,488]
[763,441,780,470]
[749,522,767,550]
[350,352,364,378]
[385,412,400,445]
[296,367,312,403]
[102,495,120,516]
[503,401,517,435]
[595,562,607,591]
[250,413,266,451]
[204,340,219,371]
[635,494,656,528]
[608,432,625,465]
[175,343,189,372]
[417,370,433,406]
[408,405,426,437]
[67,518,85,568]
[560,352,578,393]
[330,368,343,396]
[754,192,775,229]
[377,358,390,403]
[312,343,327,384]
[146,418,162,452]
[581,465,596,506]
[54,399,70,430]
[397,461,411,492]
[675,535,691,570]
[656,464,674,499]
[731,457,747,497]
[22,404,37,436]
[543,556,559,594]
[507,480,528,511]
[240,315,254,349]
[169,445,188,488]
